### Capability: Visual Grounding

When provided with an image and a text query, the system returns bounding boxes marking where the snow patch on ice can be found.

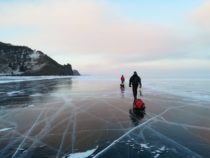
[151,146,168,158]
[28,104,35,108]
[0,128,13,132]
[140,143,150,149]
[7,91,23,96]
[159,146,166,151]
[154,153,160,158]
[30,93,42,97]
[63,147,97,158]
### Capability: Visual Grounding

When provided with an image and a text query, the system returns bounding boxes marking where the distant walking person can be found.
[129,71,142,100]
[120,75,125,89]
[121,75,125,84]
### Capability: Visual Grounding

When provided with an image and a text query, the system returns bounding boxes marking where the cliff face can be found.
[0,42,78,76]
[73,70,80,76]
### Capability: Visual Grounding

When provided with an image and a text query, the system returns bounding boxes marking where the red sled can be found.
[133,99,145,111]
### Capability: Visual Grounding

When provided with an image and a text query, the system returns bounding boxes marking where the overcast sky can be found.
[0,0,210,78]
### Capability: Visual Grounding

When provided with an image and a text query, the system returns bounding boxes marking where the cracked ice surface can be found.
[0,76,210,158]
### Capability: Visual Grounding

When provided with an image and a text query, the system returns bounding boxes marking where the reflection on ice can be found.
[144,78,210,102]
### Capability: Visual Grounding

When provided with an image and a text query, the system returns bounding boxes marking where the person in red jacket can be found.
[121,75,125,84]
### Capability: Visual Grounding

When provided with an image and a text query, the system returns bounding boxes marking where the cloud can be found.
[192,0,210,30]
[0,0,186,57]
[190,0,210,58]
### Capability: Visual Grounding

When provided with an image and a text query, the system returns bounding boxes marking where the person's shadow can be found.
[129,108,145,126]
[120,84,125,98]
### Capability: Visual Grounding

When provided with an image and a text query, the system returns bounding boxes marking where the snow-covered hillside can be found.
[0,42,79,76]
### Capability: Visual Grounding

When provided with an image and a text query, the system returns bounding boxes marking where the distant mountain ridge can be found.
[0,42,80,76]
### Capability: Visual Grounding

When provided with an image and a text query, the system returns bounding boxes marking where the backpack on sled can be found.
[133,99,145,111]
[120,83,125,88]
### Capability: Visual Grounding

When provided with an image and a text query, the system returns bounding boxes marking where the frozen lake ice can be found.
[0,76,210,158]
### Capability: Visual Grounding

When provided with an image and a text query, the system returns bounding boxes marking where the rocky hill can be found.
[0,42,80,76]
